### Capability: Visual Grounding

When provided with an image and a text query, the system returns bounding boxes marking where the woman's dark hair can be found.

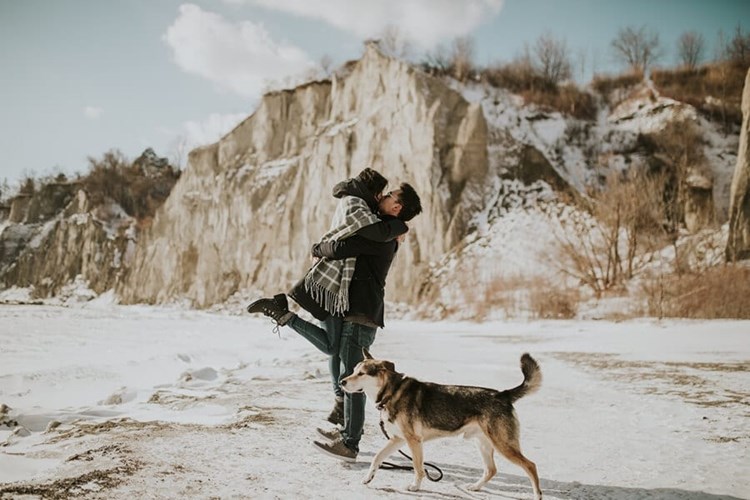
[355,168,388,196]
[396,182,422,222]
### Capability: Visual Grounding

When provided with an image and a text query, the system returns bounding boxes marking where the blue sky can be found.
[1,0,748,189]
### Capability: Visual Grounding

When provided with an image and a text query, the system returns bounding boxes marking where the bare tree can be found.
[319,54,333,76]
[450,36,475,81]
[423,43,450,74]
[677,31,704,71]
[168,134,190,170]
[556,169,669,295]
[611,25,662,73]
[725,24,750,65]
[0,178,9,204]
[379,25,412,59]
[533,33,572,86]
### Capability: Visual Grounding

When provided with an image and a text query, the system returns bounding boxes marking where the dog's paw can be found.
[362,473,374,485]
[407,483,421,492]
[467,483,484,492]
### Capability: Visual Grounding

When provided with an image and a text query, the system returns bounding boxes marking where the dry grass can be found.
[528,279,581,319]
[520,84,597,120]
[482,63,596,120]
[651,61,748,129]
[641,265,750,319]
[449,272,582,320]
[591,71,644,99]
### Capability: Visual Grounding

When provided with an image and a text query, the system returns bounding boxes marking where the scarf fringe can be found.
[304,273,350,316]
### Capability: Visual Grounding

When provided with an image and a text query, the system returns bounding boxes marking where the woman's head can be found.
[355,168,388,198]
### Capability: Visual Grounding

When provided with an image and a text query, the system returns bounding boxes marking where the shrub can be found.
[81,149,180,221]
[483,58,551,94]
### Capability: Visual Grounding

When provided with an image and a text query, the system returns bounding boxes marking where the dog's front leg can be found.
[405,436,425,492]
[363,436,404,485]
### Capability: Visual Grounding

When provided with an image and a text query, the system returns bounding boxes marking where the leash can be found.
[377,410,443,482]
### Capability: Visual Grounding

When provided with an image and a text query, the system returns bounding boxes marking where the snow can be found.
[1,304,748,499]
[456,80,739,218]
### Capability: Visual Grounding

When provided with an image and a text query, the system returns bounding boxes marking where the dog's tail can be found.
[504,353,542,403]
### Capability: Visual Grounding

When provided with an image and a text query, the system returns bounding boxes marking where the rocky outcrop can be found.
[684,171,714,233]
[0,191,136,297]
[727,68,750,261]
[117,43,489,307]
[7,183,78,225]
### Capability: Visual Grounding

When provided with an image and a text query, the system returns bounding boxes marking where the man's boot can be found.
[326,397,344,426]
[246,294,294,326]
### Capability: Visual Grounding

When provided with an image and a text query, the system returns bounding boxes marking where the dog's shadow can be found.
[345,456,744,500]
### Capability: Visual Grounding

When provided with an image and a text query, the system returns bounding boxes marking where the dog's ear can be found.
[362,348,373,360]
[383,361,396,372]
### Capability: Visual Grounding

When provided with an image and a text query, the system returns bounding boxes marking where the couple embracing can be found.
[246,168,422,461]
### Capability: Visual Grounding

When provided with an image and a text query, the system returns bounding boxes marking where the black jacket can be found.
[311,228,399,328]
[288,179,407,321]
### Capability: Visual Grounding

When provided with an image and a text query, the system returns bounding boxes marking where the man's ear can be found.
[362,348,373,360]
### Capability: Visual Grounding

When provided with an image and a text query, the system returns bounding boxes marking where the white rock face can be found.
[118,44,489,307]
[727,68,750,261]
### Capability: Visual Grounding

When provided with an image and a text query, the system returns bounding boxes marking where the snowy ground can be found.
[0,304,748,500]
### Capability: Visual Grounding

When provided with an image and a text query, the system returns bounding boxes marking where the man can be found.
[250,184,422,460]
[310,185,422,461]
[247,169,408,425]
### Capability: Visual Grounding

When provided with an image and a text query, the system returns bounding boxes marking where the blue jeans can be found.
[287,315,344,398]
[339,321,377,452]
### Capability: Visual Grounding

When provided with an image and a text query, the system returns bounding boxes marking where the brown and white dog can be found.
[340,350,543,499]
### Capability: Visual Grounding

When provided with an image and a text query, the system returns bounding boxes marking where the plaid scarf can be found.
[304,195,381,316]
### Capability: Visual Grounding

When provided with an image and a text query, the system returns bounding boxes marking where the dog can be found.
[340,350,543,499]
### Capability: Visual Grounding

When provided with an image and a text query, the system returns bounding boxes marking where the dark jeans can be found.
[287,315,344,398]
[339,321,376,452]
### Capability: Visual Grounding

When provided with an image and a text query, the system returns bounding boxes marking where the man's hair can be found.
[356,168,388,197]
[396,183,422,222]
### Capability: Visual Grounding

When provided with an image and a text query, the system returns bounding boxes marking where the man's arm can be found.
[312,236,396,260]
[354,218,408,242]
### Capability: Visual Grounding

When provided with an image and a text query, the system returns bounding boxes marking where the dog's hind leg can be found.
[490,437,542,500]
[467,434,497,491]
[363,436,404,485]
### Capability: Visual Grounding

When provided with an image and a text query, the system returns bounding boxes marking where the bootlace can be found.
[263,306,282,337]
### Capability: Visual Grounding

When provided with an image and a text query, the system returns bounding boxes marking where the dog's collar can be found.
[376,373,406,411]
[375,396,390,411]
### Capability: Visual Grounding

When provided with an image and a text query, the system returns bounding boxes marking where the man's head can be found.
[378,182,422,221]
[355,168,388,198]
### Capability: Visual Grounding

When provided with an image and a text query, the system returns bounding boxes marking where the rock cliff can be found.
[727,67,750,261]
[117,43,489,307]
[0,190,135,297]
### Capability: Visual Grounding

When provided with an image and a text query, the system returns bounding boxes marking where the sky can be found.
[1,0,748,190]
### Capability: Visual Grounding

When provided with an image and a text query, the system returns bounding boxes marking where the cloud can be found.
[241,0,504,48]
[163,4,314,98]
[182,112,247,148]
[163,112,247,166]
[83,106,103,119]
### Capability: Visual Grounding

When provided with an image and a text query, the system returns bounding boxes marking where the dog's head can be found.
[340,348,397,397]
